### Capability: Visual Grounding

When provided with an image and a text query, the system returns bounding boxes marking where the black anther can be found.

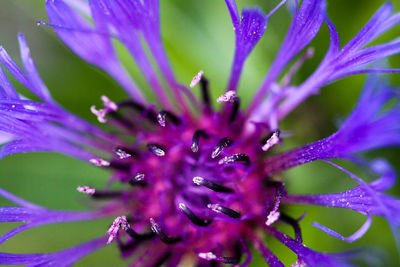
[207,204,241,219]
[229,97,240,123]
[123,225,155,241]
[219,153,250,166]
[108,112,136,129]
[117,100,158,123]
[114,147,133,159]
[91,191,123,199]
[147,144,165,156]
[150,218,182,244]
[179,203,212,226]
[109,161,131,172]
[118,100,146,113]
[193,177,233,193]
[211,137,233,158]
[157,110,181,127]
[191,130,209,152]
[279,213,303,243]
[199,76,211,106]
[128,173,147,187]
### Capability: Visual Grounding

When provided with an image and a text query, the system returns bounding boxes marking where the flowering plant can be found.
[0,0,399,266]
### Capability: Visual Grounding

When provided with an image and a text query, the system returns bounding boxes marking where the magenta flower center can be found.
[97,94,281,260]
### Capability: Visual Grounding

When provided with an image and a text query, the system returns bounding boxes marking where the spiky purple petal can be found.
[265,76,400,174]
[0,188,111,245]
[250,0,326,112]
[88,0,172,109]
[224,0,269,91]
[0,39,117,159]
[277,3,400,118]
[45,0,145,102]
[0,237,106,266]
[265,227,353,267]
[283,160,400,230]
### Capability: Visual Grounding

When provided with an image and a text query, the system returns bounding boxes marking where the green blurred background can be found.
[0,0,399,266]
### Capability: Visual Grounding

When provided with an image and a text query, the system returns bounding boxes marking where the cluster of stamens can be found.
[79,72,284,265]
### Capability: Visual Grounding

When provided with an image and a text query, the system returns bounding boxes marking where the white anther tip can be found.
[198,252,216,260]
[265,211,280,226]
[190,70,203,88]
[216,90,237,103]
[89,158,110,167]
[77,186,95,195]
[178,203,186,210]
[193,176,204,185]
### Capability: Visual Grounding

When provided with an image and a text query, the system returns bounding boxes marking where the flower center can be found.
[85,77,284,261]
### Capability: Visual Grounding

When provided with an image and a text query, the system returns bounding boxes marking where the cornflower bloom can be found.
[0,0,400,266]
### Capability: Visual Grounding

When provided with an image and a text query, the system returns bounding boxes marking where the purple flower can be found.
[0,0,400,266]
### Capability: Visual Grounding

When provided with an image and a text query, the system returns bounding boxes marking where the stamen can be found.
[129,173,146,186]
[191,130,209,152]
[198,252,240,264]
[107,112,135,130]
[199,76,211,106]
[134,173,145,182]
[229,97,240,123]
[121,223,155,241]
[77,186,95,195]
[145,110,159,124]
[218,153,250,166]
[101,95,118,111]
[149,218,182,244]
[279,213,303,243]
[211,137,233,158]
[117,100,145,113]
[109,161,131,172]
[179,203,212,226]
[90,95,118,123]
[157,110,181,127]
[107,216,127,244]
[207,203,241,219]
[147,144,165,157]
[190,70,204,88]
[157,112,166,127]
[217,90,237,103]
[89,158,110,167]
[265,181,285,226]
[117,100,159,123]
[262,130,280,151]
[91,191,123,199]
[193,176,233,193]
[265,210,281,226]
[90,106,107,123]
[198,252,216,261]
[114,148,132,159]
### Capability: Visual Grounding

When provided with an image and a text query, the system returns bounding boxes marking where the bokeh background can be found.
[0,0,399,266]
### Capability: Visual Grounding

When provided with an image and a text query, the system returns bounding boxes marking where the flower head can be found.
[0,0,400,266]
